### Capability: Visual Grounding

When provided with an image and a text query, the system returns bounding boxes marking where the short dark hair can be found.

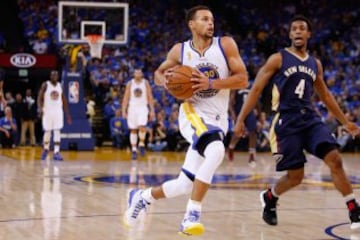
[290,15,312,32]
[185,5,210,23]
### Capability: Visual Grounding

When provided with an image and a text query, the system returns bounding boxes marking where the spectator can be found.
[148,121,167,152]
[20,89,37,146]
[109,109,128,148]
[10,93,23,145]
[0,106,18,148]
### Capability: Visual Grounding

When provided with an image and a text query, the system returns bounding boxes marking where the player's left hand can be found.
[234,121,246,138]
[67,115,72,125]
[344,122,360,137]
[191,69,211,93]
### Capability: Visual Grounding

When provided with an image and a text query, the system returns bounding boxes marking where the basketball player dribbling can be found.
[38,70,72,161]
[122,68,155,160]
[234,15,360,229]
[124,5,248,236]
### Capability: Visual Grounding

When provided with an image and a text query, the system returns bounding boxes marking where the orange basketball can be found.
[166,65,194,100]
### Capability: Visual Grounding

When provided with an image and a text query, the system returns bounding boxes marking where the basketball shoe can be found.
[349,203,360,229]
[131,151,137,160]
[178,210,205,236]
[139,146,146,157]
[228,148,234,161]
[53,152,63,161]
[41,149,49,160]
[123,189,149,227]
[260,189,278,225]
[248,153,256,168]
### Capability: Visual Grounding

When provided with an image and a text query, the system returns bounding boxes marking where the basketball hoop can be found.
[85,34,104,59]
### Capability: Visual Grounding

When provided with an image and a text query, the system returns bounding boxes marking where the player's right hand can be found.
[344,122,360,137]
[234,121,246,138]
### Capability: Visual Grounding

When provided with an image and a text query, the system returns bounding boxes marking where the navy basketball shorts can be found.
[270,113,337,171]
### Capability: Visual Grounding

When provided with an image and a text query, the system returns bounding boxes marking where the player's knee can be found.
[325,151,343,172]
[162,172,192,198]
[287,169,304,186]
[205,140,225,166]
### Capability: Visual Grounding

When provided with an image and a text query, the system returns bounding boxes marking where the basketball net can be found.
[85,34,104,59]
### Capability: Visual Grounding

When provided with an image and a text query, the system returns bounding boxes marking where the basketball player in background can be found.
[121,68,155,160]
[234,15,360,229]
[38,70,72,161]
[124,5,248,236]
[228,87,257,167]
[0,68,6,106]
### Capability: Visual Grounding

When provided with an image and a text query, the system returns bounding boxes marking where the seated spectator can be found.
[148,121,167,152]
[109,109,128,148]
[0,107,18,148]
[166,110,181,151]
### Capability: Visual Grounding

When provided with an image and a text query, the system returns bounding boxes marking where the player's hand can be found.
[149,110,155,122]
[67,115,72,125]
[344,122,360,137]
[164,66,180,88]
[122,111,127,119]
[234,121,246,138]
[191,69,210,93]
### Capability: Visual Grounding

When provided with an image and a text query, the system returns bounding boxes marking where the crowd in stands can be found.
[0,0,359,152]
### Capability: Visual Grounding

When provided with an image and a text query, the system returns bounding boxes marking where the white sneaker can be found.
[123,189,149,227]
[178,210,205,236]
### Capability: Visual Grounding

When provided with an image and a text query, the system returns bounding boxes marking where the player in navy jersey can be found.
[234,15,360,229]
[228,87,257,167]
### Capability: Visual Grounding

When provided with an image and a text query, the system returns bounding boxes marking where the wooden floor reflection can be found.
[0,146,359,240]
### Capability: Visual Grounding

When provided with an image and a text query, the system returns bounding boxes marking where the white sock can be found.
[186,199,202,212]
[141,188,155,204]
[345,193,356,203]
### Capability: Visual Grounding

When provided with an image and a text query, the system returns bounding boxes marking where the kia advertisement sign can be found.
[0,53,57,79]
[10,53,36,68]
[0,53,57,68]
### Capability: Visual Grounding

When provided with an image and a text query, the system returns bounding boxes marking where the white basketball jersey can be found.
[44,81,63,113]
[181,37,230,116]
[129,79,147,108]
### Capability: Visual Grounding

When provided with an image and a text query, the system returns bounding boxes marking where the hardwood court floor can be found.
[0,147,359,240]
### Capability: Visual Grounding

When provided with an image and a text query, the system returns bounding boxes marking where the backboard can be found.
[58,1,129,45]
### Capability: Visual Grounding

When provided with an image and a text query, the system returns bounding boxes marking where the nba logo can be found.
[69,81,79,103]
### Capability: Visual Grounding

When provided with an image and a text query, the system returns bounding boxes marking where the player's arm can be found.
[37,82,47,113]
[62,92,72,124]
[154,43,182,86]
[234,53,281,136]
[145,81,155,121]
[121,82,131,118]
[191,37,248,93]
[228,90,236,121]
[314,59,359,136]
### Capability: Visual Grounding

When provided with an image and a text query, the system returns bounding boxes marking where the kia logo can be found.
[10,53,36,68]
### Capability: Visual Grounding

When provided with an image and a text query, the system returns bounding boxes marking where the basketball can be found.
[166,65,194,100]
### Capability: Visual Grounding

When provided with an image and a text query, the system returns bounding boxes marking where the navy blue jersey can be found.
[271,49,318,113]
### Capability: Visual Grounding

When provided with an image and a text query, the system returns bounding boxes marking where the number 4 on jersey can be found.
[294,79,305,99]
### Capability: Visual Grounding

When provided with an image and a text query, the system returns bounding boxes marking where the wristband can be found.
[208,79,213,89]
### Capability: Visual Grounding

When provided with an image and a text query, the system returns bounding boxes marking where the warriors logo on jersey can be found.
[133,88,143,98]
[50,90,60,100]
[195,62,220,98]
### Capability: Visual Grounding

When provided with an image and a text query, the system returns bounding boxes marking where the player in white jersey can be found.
[38,70,71,161]
[124,5,248,236]
[122,68,155,160]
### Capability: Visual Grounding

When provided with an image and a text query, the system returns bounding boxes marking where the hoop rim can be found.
[85,34,104,44]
